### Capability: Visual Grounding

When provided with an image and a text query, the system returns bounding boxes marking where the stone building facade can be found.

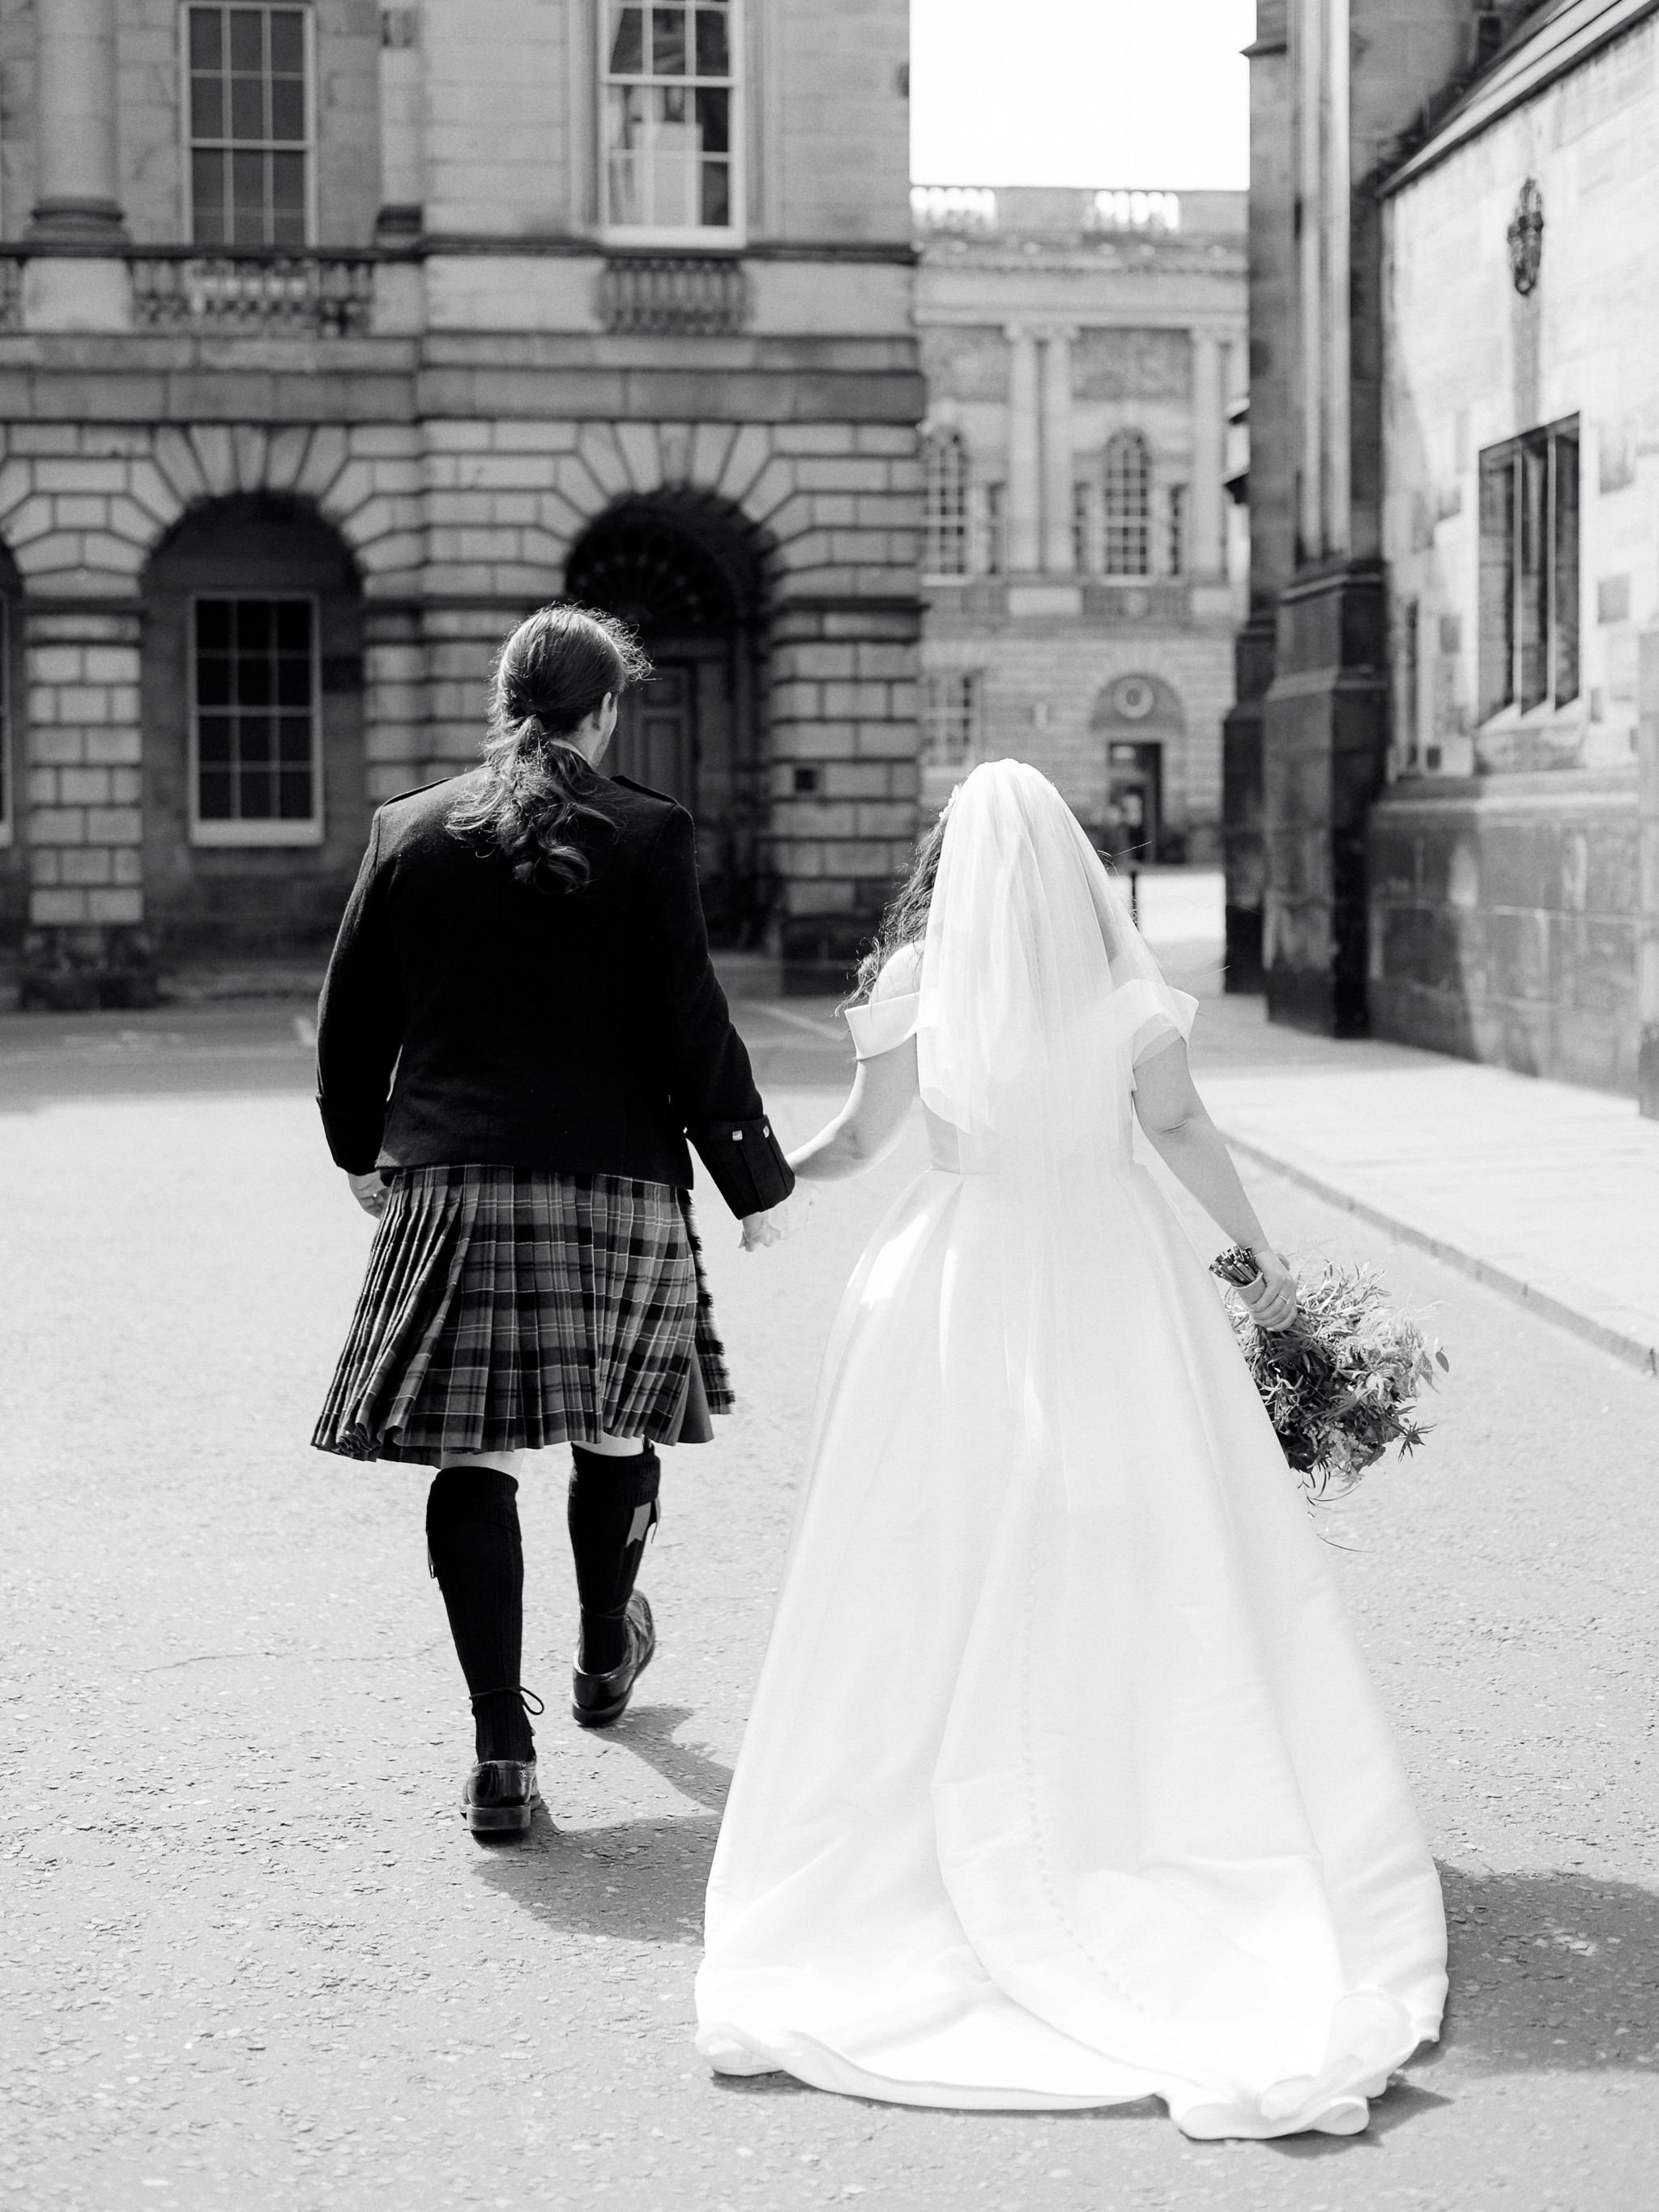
[913,185,1246,862]
[0,0,922,1005]
[1376,0,1659,1101]
[1234,0,1659,1109]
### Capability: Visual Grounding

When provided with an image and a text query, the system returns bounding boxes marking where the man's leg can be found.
[425,1453,536,1764]
[568,1434,660,1719]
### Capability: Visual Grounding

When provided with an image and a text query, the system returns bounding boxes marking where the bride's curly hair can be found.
[448,603,652,893]
[845,796,953,1007]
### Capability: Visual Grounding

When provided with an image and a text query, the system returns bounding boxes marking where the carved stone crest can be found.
[1507,179,1543,296]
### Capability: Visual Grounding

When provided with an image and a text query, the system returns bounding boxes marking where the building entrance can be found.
[565,496,764,943]
[613,663,697,803]
[1102,739,1162,866]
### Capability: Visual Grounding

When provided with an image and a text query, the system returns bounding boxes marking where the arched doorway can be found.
[565,494,765,944]
[1090,672,1187,865]
[141,494,365,959]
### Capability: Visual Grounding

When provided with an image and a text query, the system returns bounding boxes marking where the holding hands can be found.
[740,1188,812,1251]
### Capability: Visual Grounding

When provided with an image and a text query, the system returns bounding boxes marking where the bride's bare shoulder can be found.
[871,940,923,1004]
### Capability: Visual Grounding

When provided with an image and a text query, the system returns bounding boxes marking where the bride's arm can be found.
[787,1038,919,1182]
[1131,1036,1299,1328]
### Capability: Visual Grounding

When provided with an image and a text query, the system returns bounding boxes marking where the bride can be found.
[694,760,1446,2139]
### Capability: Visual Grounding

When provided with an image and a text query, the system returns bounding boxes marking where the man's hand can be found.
[348,1169,390,1219]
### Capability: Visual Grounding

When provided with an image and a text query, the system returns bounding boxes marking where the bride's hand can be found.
[1249,1248,1299,1332]
[741,1191,813,1251]
[740,1204,786,1251]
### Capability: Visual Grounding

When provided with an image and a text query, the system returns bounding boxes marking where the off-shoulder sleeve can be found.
[1107,977,1199,1076]
[843,942,923,1061]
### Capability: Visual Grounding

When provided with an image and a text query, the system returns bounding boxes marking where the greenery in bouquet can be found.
[1209,1247,1449,1500]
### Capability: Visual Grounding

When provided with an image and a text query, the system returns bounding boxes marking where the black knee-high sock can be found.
[425,1467,535,1763]
[568,1446,660,1673]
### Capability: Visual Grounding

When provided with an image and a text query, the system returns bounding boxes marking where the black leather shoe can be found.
[572,1592,655,1728]
[461,1758,540,1835]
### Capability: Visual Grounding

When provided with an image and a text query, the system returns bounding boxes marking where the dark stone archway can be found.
[140,492,365,960]
[565,493,768,944]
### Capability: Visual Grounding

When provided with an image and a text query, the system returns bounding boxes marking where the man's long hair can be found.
[449,603,652,893]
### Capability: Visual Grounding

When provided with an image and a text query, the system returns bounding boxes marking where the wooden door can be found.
[612,665,696,808]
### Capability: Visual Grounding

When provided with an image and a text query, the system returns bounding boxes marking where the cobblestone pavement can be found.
[2,1006,1657,2211]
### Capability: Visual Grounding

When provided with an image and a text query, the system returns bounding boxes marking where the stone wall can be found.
[1369,776,1639,1093]
[1370,4,1659,1088]
[919,605,1230,854]
[0,386,920,995]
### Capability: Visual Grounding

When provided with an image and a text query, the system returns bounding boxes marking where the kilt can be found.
[312,1165,734,1464]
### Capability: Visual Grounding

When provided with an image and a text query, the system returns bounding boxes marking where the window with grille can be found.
[923,672,981,766]
[1166,483,1188,577]
[1478,418,1579,720]
[1102,430,1153,577]
[186,6,310,247]
[192,597,321,843]
[923,429,969,577]
[602,0,738,233]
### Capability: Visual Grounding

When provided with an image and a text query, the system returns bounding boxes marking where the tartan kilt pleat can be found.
[312,1165,733,1464]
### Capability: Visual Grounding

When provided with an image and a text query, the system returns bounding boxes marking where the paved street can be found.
[3,1001,1657,2210]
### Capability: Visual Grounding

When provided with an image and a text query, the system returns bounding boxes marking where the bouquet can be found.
[1209,1247,1449,1499]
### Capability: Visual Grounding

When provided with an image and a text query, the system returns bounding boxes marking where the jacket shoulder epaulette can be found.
[607,772,683,811]
[377,774,461,812]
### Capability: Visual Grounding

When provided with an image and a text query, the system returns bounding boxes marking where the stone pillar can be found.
[769,597,920,991]
[19,607,155,1011]
[1260,560,1388,1035]
[1639,629,1659,1117]
[1005,326,1042,574]
[1190,327,1225,580]
[29,0,125,241]
[377,1,427,238]
[363,605,428,802]
[1039,328,1074,574]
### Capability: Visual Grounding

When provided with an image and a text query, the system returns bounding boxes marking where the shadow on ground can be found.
[473,1703,727,1946]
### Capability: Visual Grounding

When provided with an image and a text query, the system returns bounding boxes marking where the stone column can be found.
[19,607,154,1011]
[1005,326,1042,574]
[1639,629,1659,1117]
[1190,327,1225,580]
[1039,328,1075,573]
[29,0,124,241]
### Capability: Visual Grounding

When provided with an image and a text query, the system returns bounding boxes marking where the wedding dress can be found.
[695,761,1446,2139]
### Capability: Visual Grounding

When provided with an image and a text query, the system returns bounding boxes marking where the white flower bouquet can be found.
[1209,1247,1449,1499]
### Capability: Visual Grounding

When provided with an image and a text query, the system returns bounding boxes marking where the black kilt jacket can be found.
[314,766,795,1222]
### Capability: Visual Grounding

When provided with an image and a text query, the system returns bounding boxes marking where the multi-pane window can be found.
[187,6,309,247]
[603,1,737,232]
[1478,417,1580,720]
[922,672,981,767]
[923,429,969,577]
[193,598,319,839]
[1166,483,1188,577]
[1102,431,1153,576]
